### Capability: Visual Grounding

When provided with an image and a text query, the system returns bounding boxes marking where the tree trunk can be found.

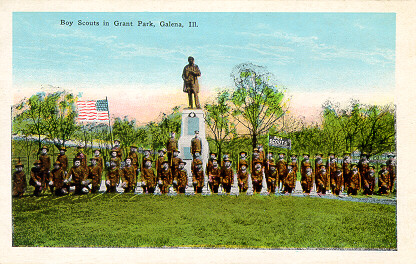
[252,132,257,150]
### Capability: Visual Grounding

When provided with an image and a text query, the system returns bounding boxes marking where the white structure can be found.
[177,109,209,178]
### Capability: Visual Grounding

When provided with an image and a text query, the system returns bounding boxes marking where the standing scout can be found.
[88,157,102,193]
[191,131,202,159]
[141,149,152,170]
[289,153,298,174]
[156,149,167,177]
[110,149,121,169]
[182,56,201,109]
[75,146,88,172]
[93,149,104,177]
[264,152,274,191]
[206,152,217,177]
[113,140,123,161]
[68,159,90,195]
[283,164,296,194]
[386,153,396,192]
[237,162,249,194]
[140,158,156,194]
[166,131,178,165]
[358,153,370,188]
[121,157,136,193]
[326,152,337,190]
[276,152,287,192]
[220,158,234,194]
[378,165,390,195]
[171,149,182,186]
[29,160,43,196]
[39,146,51,191]
[128,146,140,177]
[266,162,278,194]
[158,161,172,194]
[173,160,188,194]
[363,165,376,195]
[316,165,328,195]
[57,147,68,175]
[48,161,68,196]
[238,151,249,171]
[342,152,352,190]
[12,160,27,198]
[330,164,343,196]
[301,153,313,191]
[208,158,221,194]
[314,153,324,186]
[348,164,361,196]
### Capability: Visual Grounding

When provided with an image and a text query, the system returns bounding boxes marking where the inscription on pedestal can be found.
[183,147,192,160]
[187,115,199,135]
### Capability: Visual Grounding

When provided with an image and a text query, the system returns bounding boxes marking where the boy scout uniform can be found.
[29,160,43,196]
[289,153,298,174]
[326,152,337,190]
[342,152,351,189]
[208,159,221,193]
[106,165,120,193]
[316,165,328,194]
[12,162,26,197]
[348,164,361,195]
[192,159,204,194]
[220,159,234,194]
[251,161,263,194]
[122,162,137,193]
[88,158,102,193]
[363,166,376,195]
[140,159,156,194]
[157,161,172,194]
[174,161,188,194]
[128,147,139,174]
[378,165,390,194]
[39,146,51,190]
[75,147,88,171]
[68,161,88,194]
[57,147,68,173]
[166,135,178,165]
[301,164,313,194]
[358,153,369,188]
[330,165,343,196]
[283,166,296,194]
[266,163,278,194]
[49,161,67,195]
[386,155,396,192]
[191,132,202,158]
[237,165,249,194]
[171,150,182,179]
[276,153,287,189]
[301,154,313,190]
[156,149,166,176]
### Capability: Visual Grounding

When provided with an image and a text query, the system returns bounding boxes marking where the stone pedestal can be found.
[177,109,209,184]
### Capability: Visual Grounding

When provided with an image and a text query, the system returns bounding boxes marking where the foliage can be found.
[12,195,396,249]
[230,63,288,148]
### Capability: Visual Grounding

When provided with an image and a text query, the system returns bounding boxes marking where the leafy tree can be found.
[230,63,288,148]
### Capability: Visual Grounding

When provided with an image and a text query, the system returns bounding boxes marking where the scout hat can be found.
[179,160,187,165]
[194,130,199,134]
[254,161,262,166]
[41,145,49,150]
[34,160,41,165]
[130,145,138,149]
[159,148,167,153]
[303,152,310,157]
[59,146,67,151]
[173,148,180,153]
[143,158,153,163]
[239,151,247,156]
[290,152,297,157]
[210,152,217,156]
[194,159,203,165]
[253,148,260,153]
[387,153,395,157]
[15,159,24,168]
[161,160,170,165]
[223,158,232,163]
[320,164,326,169]
[90,157,98,161]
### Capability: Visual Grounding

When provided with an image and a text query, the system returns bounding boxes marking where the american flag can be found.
[76,100,109,122]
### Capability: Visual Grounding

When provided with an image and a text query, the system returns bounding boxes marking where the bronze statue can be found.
[182,56,201,109]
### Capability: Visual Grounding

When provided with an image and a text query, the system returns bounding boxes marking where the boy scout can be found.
[156,148,167,176]
[158,161,172,194]
[264,152,274,190]
[12,160,26,197]
[110,149,121,169]
[48,161,68,196]
[301,165,313,194]
[166,131,178,165]
[93,149,104,176]
[330,164,343,196]
[363,165,376,195]
[220,158,234,194]
[342,152,351,190]
[237,163,249,194]
[39,146,51,191]
[171,149,182,179]
[316,165,328,195]
[276,152,287,191]
[358,153,369,188]
[88,157,102,193]
[326,152,337,190]
[191,131,202,159]
[121,157,136,193]
[29,160,43,196]
[68,158,90,194]
[75,146,88,171]
[206,152,217,176]
[378,165,390,195]
[173,160,188,194]
[348,164,361,196]
[283,164,296,194]
[252,161,263,194]
[113,139,123,160]
[208,158,221,194]
[57,147,68,174]
[140,158,156,194]
[192,159,204,194]
[106,160,120,193]
[289,153,298,174]
[301,153,313,191]
[127,146,139,175]
[252,148,262,171]
[141,149,152,169]
[386,154,396,192]
[238,151,249,171]
[266,163,278,194]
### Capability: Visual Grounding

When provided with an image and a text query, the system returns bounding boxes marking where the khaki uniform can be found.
[75,152,88,171]
[156,156,165,176]
[192,168,204,193]
[29,167,43,196]
[237,169,249,193]
[158,168,172,194]
[141,168,156,193]
[95,156,104,175]
[363,170,375,195]
[68,166,87,194]
[57,154,68,172]
[316,170,328,194]
[13,170,27,197]
[39,154,50,189]
[49,168,67,195]
[251,168,263,194]
[348,171,361,195]
[174,169,188,193]
[238,159,248,171]
[284,170,296,193]
[326,160,336,189]
[386,159,396,192]
[88,164,101,193]
[113,146,123,160]
[191,137,202,156]
[378,169,390,194]
[342,161,351,189]
[330,171,343,195]
[290,161,298,174]
[110,156,121,169]
[171,157,182,179]
[122,165,136,192]
[128,152,139,172]
[266,169,278,194]
[301,167,313,194]
[208,167,221,193]
[106,167,120,193]
[220,167,234,194]
[358,161,369,188]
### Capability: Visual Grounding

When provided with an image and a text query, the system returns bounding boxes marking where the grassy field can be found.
[12,194,396,249]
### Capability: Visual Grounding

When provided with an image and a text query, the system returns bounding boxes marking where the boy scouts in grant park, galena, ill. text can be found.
[11,12,396,249]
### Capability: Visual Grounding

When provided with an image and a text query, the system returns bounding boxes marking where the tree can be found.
[204,89,236,163]
[112,117,139,157]
[230,63,288,148]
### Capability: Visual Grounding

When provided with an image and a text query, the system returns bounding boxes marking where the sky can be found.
[12,12,396,123]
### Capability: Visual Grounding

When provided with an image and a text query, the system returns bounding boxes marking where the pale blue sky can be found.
[13,12,395,95]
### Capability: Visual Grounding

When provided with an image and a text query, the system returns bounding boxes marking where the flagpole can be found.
[106,96,114,148]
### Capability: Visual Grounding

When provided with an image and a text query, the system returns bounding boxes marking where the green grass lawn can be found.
[12,193,396,249]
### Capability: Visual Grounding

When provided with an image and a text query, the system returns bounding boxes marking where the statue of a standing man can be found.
[182,56,201,109]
